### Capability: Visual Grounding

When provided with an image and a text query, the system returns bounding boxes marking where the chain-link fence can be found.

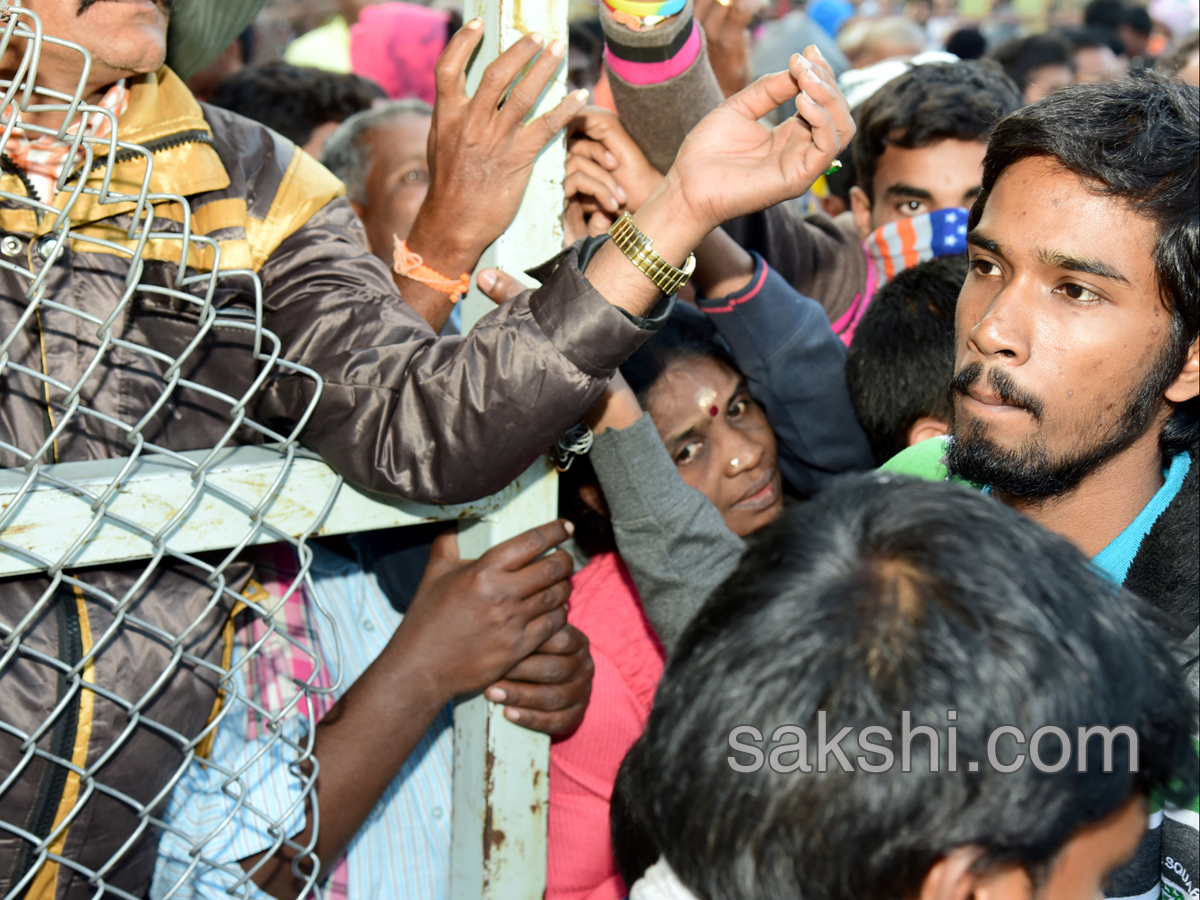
[0,4,342,896]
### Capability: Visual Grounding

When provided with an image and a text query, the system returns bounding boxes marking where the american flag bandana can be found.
[863,206,970,288]
[3,79,130,204]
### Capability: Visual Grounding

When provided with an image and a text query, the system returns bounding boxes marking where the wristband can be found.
[393,237,471,303]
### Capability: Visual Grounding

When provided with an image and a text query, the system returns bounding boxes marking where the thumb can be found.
[428,527,462,566]
[476,268,528,304]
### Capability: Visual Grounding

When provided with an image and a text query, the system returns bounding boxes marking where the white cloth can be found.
[629,858,702,900]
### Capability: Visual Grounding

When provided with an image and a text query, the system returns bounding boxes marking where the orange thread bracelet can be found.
[392,237,471,304]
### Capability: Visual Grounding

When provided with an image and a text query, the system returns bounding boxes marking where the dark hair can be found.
[208,62,385,147]
[845,254,965,462]
[853,61,1023,200]
[1123,5,1153,37]
[1061,24,1126,57]
[619,304,738,406]
[1084,0,1128,31]
[944,27,988,60]
[988,33,1074,93]
[615,474,1199,897]
[969,73,1200,455]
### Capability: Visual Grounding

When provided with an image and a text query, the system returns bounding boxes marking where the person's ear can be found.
[907,416,949,447]
[1164,336,1199,404]
[849,185,874,241]
[918,847,1034,900]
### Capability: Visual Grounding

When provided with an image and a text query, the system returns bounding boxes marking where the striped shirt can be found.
[151,539,453,900]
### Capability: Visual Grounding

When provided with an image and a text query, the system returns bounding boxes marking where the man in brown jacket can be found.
[0,1,854,896]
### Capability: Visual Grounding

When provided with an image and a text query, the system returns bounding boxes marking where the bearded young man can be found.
[0,1,857,896]
[884,73,1199,900]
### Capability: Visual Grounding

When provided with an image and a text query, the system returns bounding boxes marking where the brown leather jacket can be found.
[0,69,663,899]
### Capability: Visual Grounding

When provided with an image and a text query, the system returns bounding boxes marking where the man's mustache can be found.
[949,362,1045,422]
[77,0,174,14]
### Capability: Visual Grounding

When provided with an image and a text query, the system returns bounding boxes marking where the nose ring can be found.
[730,458,740,469]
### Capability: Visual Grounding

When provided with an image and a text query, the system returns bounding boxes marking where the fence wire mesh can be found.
[0,5,342,897]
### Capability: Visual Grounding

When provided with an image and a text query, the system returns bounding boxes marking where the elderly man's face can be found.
[353,112,433,262]
[1,0,171,92]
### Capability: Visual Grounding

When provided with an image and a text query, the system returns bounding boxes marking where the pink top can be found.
[548,552,667,900]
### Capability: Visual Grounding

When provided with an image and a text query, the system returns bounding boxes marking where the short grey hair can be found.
[320,98,433,206]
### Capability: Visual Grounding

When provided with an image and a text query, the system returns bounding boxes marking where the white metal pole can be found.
[451,0,568,897]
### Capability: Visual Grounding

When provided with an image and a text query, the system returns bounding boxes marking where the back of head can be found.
[1085,0,1129,31]
[972,72,1199,454]
[853,61,1023,201]
[207,62,384,147]
[846,254,966,462]
[618,474,1198,898]
[1062,23,1127,57]
[988,32,1074,89]
[944,28,988,60]
[859,15,927,65]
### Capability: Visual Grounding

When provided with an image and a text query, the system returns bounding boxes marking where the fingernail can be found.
[797,54,813,71]
[604,151,617,167]
[505,708,521,722]
[530,31,545,45]
[549,38,565,56]
[573,88,589,104]
[477,269,497,290]
[815,45,828,62]
[615,185,627,202]
[466,17,482,29]
[486,687,506,702]
[563,520,575,535]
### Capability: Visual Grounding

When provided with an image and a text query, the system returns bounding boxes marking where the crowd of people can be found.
[0,0,1197,898]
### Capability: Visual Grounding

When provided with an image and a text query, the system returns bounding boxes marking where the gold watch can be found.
[607,212,696,296]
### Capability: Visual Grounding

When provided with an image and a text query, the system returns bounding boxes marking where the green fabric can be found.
[167,0,272,81]
[880,435,951,481]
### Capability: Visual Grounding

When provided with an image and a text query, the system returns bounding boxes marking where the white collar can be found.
[629,858,701,900]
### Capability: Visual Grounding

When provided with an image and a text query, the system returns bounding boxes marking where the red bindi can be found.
[709,405,719,417]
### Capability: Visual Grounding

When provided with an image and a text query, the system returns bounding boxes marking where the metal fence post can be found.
[451,0,568,897]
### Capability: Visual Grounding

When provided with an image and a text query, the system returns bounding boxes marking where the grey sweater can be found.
[589,413,744,652]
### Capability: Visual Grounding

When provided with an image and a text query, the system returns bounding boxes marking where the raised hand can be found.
[398,20,589,329]
[652,44,854,245]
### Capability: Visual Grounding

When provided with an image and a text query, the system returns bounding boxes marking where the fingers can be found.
[568,107,636,162]
[475,31,547,112]
[790,52,854,149]
[480,519,575,571]
[501,37,567,127]
[565,155,626,212]
[526,87,590,149]
[505,548,575,603]
[802,43,837,82]
[497,624,588,684]
[434,17,484,103]
[568,135,619,171]
[723,67,805,124]
[476,268,529,304]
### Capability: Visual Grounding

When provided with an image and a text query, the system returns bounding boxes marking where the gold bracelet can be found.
[607,212,696,296]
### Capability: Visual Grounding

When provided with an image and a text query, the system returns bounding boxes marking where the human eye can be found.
[403,167,429,184]
[1057,281,1103,303]
[728,397,751,418]
[675,440,703,465]
[969,257,1001,278]
[897,199,927,216]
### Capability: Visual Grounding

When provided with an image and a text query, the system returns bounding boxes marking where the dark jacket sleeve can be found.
[255,199,668,504]
[721,207,867,324]
[697,252,875,493]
